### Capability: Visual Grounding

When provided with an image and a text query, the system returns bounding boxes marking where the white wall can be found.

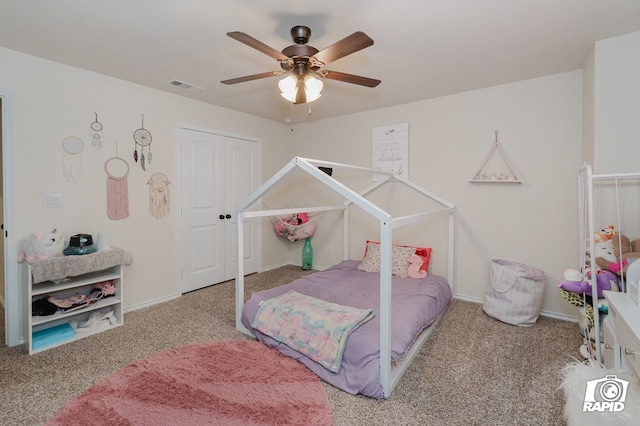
[582,48,595,167]
[586,31,640,245]
[291,71,584,319]
[593,31,640,174]
[0,47,292,343]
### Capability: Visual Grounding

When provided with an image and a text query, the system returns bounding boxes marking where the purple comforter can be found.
[241,260,452,399]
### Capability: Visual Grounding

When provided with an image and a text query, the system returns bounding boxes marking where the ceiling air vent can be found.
[168,80,204,92]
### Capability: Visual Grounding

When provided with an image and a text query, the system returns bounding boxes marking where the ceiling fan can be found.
[221,25,381,104]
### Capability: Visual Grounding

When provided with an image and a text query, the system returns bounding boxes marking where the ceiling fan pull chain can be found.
[290,102,295,131]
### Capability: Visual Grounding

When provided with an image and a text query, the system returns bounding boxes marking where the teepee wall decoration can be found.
[470,130,521,183]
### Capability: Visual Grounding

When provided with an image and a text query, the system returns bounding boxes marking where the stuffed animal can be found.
[406,254,427,279]
[557,268,618,298]
[594,225,616,243]
[594,230,640,275]
[563,268,583,281]
[93,280,116,296]
[18,228,65,262]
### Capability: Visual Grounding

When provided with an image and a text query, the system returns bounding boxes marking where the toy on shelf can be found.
[557,268,618,299]
[593,226,640,275]
[18,229,65,262]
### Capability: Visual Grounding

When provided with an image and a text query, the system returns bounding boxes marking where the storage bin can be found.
[483,259,546,327]
[32,323,76,350]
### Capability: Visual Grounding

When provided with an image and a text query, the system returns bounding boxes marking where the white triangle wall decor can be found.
[470,130,521,183]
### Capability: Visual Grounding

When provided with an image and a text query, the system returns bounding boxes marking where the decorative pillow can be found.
[361,240,432,272]
[413,247,432,272]
[357,242,416,278]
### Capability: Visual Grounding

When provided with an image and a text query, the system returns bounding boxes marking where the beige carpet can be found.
[0,265,581,425]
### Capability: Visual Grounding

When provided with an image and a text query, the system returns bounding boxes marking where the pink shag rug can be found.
[45,340,334,426]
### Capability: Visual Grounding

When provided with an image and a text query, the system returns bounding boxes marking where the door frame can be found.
[1,90,19,346]
[176,123,262,293]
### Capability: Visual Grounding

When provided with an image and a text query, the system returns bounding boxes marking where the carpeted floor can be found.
[1,265,581,425]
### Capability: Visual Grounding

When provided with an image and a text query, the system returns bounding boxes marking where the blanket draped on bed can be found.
[252,290,375,373]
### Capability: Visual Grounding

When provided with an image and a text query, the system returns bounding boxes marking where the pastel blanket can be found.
[252,290,375,373]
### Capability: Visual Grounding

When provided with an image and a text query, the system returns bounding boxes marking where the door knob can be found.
[226,214,232,219]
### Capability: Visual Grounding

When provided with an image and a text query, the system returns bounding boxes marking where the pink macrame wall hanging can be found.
[104,156,130,220]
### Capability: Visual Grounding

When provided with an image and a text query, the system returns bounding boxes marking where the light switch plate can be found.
[43,193,62,208]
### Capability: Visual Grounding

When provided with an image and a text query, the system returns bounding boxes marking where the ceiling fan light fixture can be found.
[278,75,298,102]
[304,75,323,102]
[278,74,323,104]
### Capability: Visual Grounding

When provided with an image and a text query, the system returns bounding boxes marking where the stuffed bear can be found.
[595,231,640,275]
[406,254,427,279]
[18,228,65,262]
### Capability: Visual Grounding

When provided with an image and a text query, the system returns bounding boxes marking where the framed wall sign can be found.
[372,123,409,181]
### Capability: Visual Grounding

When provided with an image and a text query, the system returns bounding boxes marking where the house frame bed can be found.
[235,157,456,397]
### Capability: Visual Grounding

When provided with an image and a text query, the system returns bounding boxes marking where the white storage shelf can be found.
[25,264,124,354]
[605,291,640,378]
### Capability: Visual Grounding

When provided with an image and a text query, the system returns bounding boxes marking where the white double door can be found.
[180,127,260,293]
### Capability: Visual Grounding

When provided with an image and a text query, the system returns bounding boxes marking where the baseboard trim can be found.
[452,293,578,323]
[259,261,292,272]
[124,293,181,314]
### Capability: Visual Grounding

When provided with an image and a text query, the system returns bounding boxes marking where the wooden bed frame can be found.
[234,157,456,397]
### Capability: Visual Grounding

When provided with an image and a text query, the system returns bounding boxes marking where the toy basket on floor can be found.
[483,259,546,327]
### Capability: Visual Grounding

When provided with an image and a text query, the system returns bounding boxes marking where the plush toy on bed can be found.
[406,254,427,279]
[17,228,65,262]
[594,228,640,275]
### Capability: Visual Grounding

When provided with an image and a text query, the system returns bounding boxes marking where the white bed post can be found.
[448,211,455,286]
[344,202,350,261]
[379,218,393,397]
[235,210,251,336]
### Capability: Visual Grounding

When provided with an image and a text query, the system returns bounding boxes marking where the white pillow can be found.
[356,242,416,278]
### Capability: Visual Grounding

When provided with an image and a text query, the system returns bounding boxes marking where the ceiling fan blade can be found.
[221,71,282,85]
[321,70,381,88]
[226,31,290,61]
[312,32,374,66]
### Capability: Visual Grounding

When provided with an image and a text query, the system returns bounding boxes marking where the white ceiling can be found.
[1,1,639,124]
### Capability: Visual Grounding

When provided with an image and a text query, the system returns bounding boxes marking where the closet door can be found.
[180,128,259,293]
[224,137,260,280]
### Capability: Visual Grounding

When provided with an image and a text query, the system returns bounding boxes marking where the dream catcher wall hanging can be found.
[104,151,130,220]
[147,172,170,219]
[90,112,104,148]
[61,136,84,184]
[133,114,152,171]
